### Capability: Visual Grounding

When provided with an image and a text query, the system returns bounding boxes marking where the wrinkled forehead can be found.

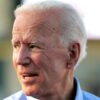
[12,9,64,47]
[13,8,63,34]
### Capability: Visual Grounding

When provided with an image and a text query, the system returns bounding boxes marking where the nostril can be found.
[17,57,31,66]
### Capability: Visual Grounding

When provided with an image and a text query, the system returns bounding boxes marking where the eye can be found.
[29,43,41,50]
[12,42,20,50]
[13,44,20,49]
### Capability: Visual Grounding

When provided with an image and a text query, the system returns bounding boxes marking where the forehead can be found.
[13,9,62,35]
[12,9,63,46]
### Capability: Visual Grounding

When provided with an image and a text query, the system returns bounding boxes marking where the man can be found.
[4,0,100,100]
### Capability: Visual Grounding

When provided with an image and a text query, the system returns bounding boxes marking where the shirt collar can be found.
[26,96,38,100]
[74,77,84,100]
[26,77,84,100]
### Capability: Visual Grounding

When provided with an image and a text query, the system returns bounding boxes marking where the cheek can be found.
[31,53,43,68]
[31,52,53,77]
[12,53,17,68]
[45,51,67,77]
[46,51,66,68]
[12,52,19,74]
[12,53,21,80]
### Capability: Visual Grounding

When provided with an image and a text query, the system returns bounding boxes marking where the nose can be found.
[16,45,31,66]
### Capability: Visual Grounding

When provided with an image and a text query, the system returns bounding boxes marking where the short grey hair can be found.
[14,0,87,68]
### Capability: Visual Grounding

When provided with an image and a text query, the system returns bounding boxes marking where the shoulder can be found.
[3,91,27,100]
[74,77,100,100]
[82,90,100,100]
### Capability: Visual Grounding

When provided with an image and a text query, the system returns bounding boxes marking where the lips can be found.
[20,72,39,84]
[23,73,38,78]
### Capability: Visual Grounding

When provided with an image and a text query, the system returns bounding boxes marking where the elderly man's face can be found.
[12,11,68,97]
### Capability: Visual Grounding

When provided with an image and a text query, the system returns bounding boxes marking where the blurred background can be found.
[0,0,100,99]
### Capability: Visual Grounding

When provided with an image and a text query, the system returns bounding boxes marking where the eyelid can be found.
[12,43,20,49]
[12,41,20,46]
[28,43,42,49]
[11,39,19,45]
[11,40,21,49]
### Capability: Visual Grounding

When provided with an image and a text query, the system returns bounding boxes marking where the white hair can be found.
[14,0,87,68]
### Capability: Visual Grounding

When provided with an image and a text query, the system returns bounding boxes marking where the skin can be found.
[12,9,80,100]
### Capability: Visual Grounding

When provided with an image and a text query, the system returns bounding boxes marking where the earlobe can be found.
[66,42,80,69]
[67,58,72,69]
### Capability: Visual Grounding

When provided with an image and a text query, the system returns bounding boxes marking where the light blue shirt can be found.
[4,78,100,100]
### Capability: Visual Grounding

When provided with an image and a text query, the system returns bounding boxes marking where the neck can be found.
[39,78,75,100]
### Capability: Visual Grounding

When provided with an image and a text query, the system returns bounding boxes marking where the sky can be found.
[0,0,100,40]
[58,0,100,39]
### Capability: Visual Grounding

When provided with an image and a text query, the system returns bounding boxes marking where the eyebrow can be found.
[11,39,45,47]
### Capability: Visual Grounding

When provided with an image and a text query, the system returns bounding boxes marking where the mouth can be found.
[21,72,39,84]
[23,73,39,79]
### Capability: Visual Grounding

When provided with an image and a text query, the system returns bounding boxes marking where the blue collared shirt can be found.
[4,78,100,100]
[75,78,100,100]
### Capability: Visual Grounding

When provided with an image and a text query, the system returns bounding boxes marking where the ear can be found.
[67,42,80,69]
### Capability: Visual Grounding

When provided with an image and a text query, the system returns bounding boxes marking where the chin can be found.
[22,84,40,96]
[24,90,34,96]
